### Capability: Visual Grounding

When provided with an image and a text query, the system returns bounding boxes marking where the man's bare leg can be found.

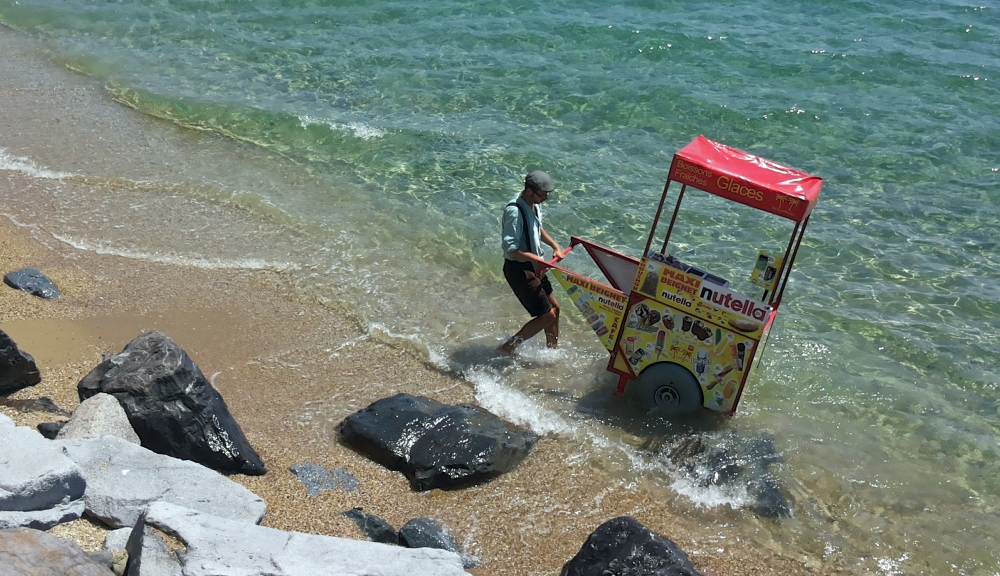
[500,308,557,354]
[543,294,560,348]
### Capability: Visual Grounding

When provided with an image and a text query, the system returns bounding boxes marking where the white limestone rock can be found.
[0,498,85,530]
[54,436,265,529]
[144,502,470,576]
[57,393,140,444]
[105,525,182,576]
[0,413,86,528]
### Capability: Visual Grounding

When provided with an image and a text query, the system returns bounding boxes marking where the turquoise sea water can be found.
[1,1,998,573]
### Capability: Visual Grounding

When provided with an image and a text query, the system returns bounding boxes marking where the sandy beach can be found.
[0,209,824,576]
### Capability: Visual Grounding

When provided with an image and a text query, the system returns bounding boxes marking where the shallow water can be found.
[1,1,999,573]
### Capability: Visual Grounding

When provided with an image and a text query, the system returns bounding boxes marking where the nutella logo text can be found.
[699,286,767,321]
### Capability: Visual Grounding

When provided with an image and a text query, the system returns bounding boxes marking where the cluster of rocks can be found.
[0,330,475,575]
[663,431,791,518]
[341,508,479,569]
[2,268,708,575]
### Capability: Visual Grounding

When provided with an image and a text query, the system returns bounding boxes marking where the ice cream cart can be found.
[539,136,822,415]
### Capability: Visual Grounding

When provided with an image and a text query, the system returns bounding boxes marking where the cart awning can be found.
[669,135,822,222]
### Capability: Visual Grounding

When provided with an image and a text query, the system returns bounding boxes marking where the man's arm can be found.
[501,205,525,259]
[540,228,565,260]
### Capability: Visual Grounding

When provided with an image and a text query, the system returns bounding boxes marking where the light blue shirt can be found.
[502,195,543,262]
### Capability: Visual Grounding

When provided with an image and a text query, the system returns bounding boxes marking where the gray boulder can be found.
[3,267,61,299]
[0,329,41,395]
[400,517,477,569]
[54,436,266,529]
[338,393,537,491]
[58,393,140,444]
[0,527,114,576]
[0,499,86,531]
[77,331,265,475]
[561,516,703,576]
[0,413,85,529]
[142,501,470,576]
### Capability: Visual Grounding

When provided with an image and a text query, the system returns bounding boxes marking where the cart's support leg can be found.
[614,375,629,396]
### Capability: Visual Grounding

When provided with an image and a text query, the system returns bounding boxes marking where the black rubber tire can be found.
[632,362,704,416]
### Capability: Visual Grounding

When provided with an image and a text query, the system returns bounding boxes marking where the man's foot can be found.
[499,336,523,355]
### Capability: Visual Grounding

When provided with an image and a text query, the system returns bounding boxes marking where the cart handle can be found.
[536,244,574,275]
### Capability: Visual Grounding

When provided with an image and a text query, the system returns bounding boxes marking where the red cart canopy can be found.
[669,135,822,222]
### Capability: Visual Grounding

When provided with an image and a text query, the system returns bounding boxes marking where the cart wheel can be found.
[633,362,704,416]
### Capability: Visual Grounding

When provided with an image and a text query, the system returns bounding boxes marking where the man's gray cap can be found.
[525,170,555,192]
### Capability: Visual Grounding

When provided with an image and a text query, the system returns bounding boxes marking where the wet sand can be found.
[0,212,827,576]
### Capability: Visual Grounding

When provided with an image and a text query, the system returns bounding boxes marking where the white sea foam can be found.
[365,322,443,357]
[468,368,571,436]
[875,553,910,576]
[0,148,73,179]
[51,233,297,271]
[298,115,386,140]
[668,475,750,510]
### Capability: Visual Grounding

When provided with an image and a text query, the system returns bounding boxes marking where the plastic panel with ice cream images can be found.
[552,270,628,352]
[617,298,757,413]
[619,257,766,413]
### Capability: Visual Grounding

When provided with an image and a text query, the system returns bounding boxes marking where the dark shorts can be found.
[503,259,553,318]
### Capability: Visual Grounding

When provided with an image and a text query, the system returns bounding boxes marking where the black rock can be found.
[0,329,41,395]
[3,267,61,299]
[77,331,266,475]
[338,393,537,491]
[37,421,67,439]
[400,517,477,569]
[561,516,703,576]
[746,475,789,519]
[665,431,791,518]
[341,508,399,545]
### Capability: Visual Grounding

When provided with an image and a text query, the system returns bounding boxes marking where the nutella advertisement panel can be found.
[554,271,627,352]
[636,257,768,338]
